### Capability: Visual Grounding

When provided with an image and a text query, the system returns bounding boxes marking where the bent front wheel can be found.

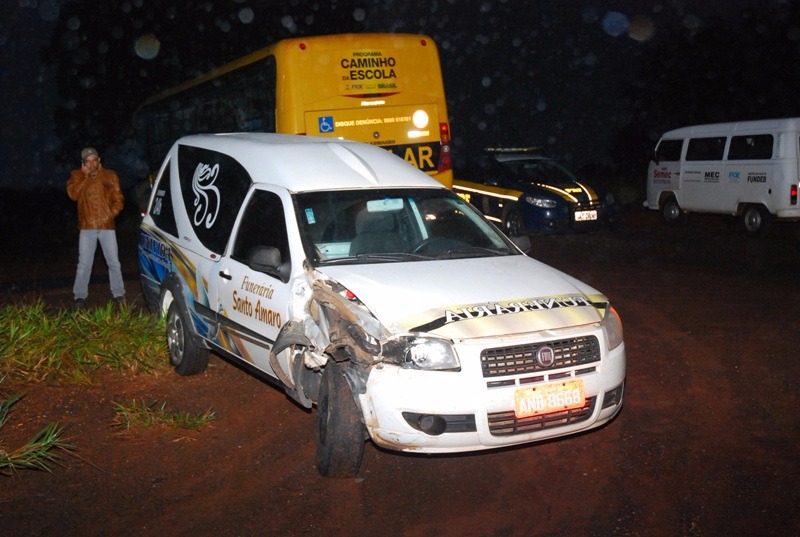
[315,359,365,477]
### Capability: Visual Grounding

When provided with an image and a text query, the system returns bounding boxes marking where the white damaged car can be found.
[138,133,626,477]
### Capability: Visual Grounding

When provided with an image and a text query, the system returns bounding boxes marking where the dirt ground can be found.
[1,202,799,537]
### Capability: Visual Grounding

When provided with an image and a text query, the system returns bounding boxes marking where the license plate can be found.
[514,379,586,418]
[574,210,598,222]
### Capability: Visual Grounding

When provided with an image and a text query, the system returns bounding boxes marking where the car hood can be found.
[317,255,607,339]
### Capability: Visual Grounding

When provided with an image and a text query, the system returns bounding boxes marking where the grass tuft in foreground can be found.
[0,300,169,383]
[113,399,217,431]
[0,388,74,475]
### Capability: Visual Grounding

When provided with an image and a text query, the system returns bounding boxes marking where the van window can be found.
[231,190,290,268]
[686,137,726,161]
[178,145,252,255]
[655,139,683,162]
[727,134,773,160]
[149,158,179,237]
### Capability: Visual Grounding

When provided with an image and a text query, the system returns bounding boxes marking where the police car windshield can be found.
[502,158,576,185]
[294,188,519,265]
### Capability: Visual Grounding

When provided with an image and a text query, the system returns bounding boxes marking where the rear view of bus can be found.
[277,34,453,187]
[134,33,453,188]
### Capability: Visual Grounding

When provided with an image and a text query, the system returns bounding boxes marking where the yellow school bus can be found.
[134,33,453,187]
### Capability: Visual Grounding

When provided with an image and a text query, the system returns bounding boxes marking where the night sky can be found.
[1,0,798,192]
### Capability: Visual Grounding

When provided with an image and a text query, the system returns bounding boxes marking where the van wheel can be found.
[315,360,365,477]
[661,197,684,225]
[166,302,209,376]
[502,205,526,237]
[742,205,771,236]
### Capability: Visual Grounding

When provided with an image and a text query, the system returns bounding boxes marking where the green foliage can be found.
[0,388,74,475]
[0,300,169,383]
[113,399,216,431]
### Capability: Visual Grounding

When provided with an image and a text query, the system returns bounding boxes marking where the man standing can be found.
[67,147,126,308]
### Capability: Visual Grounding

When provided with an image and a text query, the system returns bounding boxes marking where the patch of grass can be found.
[113,399,216,431]
[0,300,169,383]
[0,387,74,475]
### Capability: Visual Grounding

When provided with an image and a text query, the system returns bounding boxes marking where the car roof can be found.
[172,133,444,193]
[487,152,553,163]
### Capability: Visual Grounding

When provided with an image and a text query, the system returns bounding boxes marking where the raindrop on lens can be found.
[602,11,629,37]
[134,34,160,60]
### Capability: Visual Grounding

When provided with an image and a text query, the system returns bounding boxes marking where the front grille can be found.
[487,396,596,436]
[480,336,601,378]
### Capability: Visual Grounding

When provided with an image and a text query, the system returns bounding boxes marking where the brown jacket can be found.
[67,167,124,230]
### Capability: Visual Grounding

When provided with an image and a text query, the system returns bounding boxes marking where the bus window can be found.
[686,137,726,161]
[133,34,452,187]
[655,139,683,163]
[727,134,773,160]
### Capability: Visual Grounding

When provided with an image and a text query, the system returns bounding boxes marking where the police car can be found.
[453,148,619,235]
[138,133,626,477]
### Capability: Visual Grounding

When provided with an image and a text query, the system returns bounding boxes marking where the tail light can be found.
[438,122,452,173]
[791,184,798,205]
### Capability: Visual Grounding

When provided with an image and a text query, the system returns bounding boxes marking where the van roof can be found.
[171,133,443,192]
[661,117,800,138]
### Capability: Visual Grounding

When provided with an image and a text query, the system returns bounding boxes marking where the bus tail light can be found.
[438,123,452,173]
[791,184,798,205]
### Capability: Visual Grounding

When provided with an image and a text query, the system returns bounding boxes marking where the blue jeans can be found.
[73,229,125,300]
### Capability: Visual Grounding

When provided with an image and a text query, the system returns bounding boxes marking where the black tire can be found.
[742,205,772,236]
[502,204,526,237]
[315,360,365,477]
[661,196,684,226]
[166,302,209,376]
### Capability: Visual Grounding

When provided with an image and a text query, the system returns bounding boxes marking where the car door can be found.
[206,188,294,377]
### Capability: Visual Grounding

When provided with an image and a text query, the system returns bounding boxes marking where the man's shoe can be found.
[113,296,126,308]
[73,298,86,310]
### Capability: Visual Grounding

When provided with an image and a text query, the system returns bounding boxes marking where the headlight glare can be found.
[382,335,460,371]
[525,195,557,208]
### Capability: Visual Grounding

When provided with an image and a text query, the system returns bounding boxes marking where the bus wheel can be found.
[315,360,365,477]
[742,205,772,236]
[166,302,209,376]
[661,197,684,226]
[502,205,527,237]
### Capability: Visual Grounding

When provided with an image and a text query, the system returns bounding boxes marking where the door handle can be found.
[219,271,232,280]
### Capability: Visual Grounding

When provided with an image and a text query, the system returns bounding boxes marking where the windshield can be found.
[501,158,577,185]
[294,188,519,265]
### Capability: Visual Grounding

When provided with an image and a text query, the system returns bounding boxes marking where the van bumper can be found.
[775,208,800,219]
[359,343,626,453]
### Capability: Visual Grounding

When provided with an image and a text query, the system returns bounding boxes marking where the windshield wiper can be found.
[439,246,511,258]
[319,252,433,265]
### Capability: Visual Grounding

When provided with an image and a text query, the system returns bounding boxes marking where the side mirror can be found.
[247,246,290,282]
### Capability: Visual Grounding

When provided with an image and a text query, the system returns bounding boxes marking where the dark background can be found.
[2,0,800,196]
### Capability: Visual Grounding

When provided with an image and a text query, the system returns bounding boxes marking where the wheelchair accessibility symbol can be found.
[318,116,334,133]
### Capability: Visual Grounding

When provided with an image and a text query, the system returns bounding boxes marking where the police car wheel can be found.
[502,205,526,237]
[166,302,209,376]
[315,359,365,477]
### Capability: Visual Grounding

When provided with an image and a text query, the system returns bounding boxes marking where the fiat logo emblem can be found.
[536,346,555,367]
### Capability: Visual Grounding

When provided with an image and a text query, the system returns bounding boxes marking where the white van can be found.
[138,133,626,477]
[646,118,800,234]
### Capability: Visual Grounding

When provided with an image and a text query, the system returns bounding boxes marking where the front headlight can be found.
[525,195,557,208]
[601,305,624,351]
[382,335,460,371]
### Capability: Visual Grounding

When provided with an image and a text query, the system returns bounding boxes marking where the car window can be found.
[295,188,518,264]
[501,158,575,185]
[149,158,179,237]
[231,189,290,267]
